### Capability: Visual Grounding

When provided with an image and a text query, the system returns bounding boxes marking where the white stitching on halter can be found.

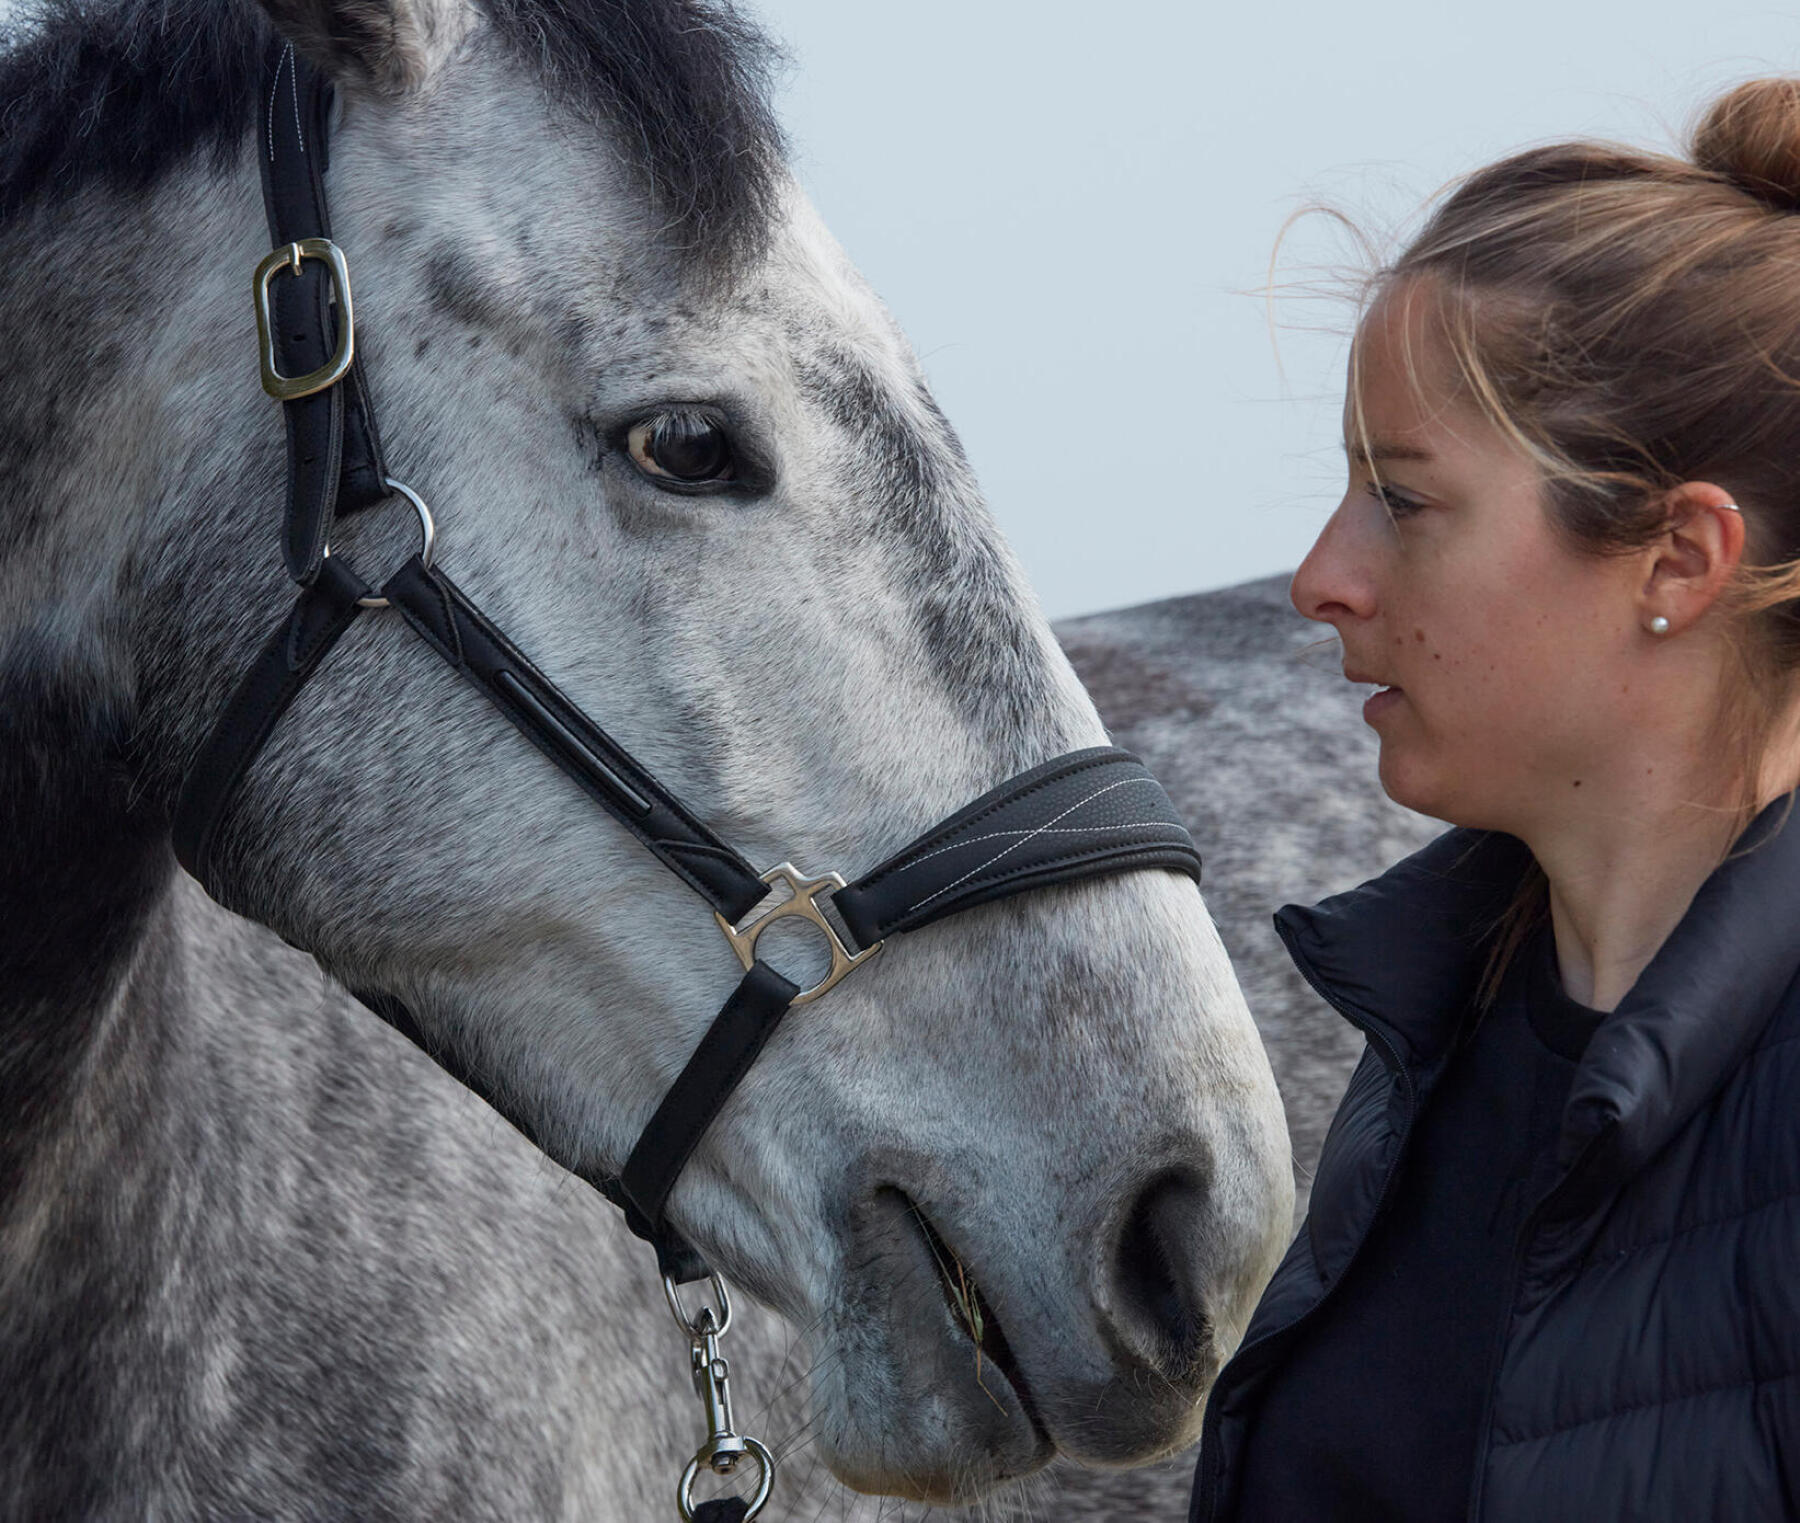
[266,44,282,161]
[288,44,305,155]
[904,819,1188,868]
[903,777,1169,915]
[268,43,302,162]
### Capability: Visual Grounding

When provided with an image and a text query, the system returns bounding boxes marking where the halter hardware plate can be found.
[254,238,355,400]
[714,864,882,1006]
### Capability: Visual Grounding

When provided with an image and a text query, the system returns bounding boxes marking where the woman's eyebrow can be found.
[1345,439,1436,465]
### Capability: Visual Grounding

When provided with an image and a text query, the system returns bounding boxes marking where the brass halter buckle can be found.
[714,863,883,1006]
[253,238,355,400]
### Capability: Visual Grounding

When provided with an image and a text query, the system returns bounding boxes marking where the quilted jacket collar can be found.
[1278,797,1800,1186]
[1564,796,1800,1179]
[1273,827,1531,1069]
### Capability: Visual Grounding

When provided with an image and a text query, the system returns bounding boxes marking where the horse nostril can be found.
[1112,1170,1214,1376]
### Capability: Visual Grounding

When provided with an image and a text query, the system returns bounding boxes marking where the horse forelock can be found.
[0,0,784,276]
[484,0,785,276]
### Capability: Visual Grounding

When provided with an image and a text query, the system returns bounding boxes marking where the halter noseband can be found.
[173,42,1205,1521]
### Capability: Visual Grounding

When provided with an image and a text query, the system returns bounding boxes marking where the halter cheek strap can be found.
[172,41,1206,1522]
[254,40,391,580]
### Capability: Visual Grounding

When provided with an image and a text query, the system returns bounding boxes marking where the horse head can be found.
[2,0,1291,1502]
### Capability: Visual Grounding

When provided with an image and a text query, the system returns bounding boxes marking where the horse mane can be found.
[0,0,786,270]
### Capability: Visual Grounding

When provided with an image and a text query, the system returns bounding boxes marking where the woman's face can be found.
[1291,284,1648,831]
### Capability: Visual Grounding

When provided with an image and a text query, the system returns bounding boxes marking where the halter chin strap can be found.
[174,54,1204,1511]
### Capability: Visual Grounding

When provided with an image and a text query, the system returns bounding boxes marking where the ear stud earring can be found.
[1649,615,1671,635]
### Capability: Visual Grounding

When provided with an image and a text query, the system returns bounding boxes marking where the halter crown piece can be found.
[174,41,1208,1522]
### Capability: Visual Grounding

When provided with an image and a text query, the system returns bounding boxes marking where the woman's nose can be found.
[1291,497,1377,626]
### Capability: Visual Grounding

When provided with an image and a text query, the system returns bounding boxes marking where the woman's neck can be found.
[1540,824,1726,1011]
[1528,724,1800,1012]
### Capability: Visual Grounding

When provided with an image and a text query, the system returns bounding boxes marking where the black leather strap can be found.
[172,556,369,885]
[833,747,1202,948]
[355,969,796,1288]
[380,555,769,923]
[259,39,389,585]
[692,1500,750,1523]
[607,961,800,1277]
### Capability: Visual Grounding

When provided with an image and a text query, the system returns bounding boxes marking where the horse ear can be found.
[255,0,478,96]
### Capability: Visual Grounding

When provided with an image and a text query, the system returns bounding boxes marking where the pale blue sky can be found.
[753,1,1800,618]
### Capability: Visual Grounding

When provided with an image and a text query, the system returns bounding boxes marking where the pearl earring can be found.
[1642,506,1735,636]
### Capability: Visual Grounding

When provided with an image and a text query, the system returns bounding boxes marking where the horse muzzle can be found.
[814,1158,1244,1503]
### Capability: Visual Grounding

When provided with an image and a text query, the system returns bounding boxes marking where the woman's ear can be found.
[1639,483,1747,636]
[256,0,478,97]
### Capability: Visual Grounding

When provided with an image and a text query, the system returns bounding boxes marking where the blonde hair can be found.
[1349,80,1800,1003]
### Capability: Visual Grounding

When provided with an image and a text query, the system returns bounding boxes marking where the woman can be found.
[1191,80,1800,1523]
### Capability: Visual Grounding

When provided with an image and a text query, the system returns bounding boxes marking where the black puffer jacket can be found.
[1191,806,1800,1522]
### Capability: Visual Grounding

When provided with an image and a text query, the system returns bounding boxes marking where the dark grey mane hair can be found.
[0,0,786,271]
[486,0,785,269]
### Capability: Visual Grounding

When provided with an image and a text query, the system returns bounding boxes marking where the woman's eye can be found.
[627,412,736,485]
[1366,480,1424,517]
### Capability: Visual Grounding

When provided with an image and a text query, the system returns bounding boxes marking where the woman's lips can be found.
[1343,667,1403,724]
[1362,685,1403,723]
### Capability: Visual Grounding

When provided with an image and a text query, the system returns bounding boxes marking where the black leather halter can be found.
[175,41,1204,1305]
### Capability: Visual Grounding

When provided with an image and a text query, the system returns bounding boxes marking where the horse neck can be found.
[0,636,175,1201]
[1,143,276,782]
[0,153,260,1215]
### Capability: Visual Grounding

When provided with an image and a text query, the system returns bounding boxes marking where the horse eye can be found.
[627,412,735,485]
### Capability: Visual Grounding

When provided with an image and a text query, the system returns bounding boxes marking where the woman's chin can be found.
[1377,756,1517,834]
[1375,748,1455,824]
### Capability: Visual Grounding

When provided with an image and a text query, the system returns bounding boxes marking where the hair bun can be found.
[1693,78,1800,212]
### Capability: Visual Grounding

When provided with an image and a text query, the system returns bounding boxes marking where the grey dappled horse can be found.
[0,0,1338,1516]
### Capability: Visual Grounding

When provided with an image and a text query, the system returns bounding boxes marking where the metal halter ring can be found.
[664,1270,733,1338]
[321,477,435,609]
